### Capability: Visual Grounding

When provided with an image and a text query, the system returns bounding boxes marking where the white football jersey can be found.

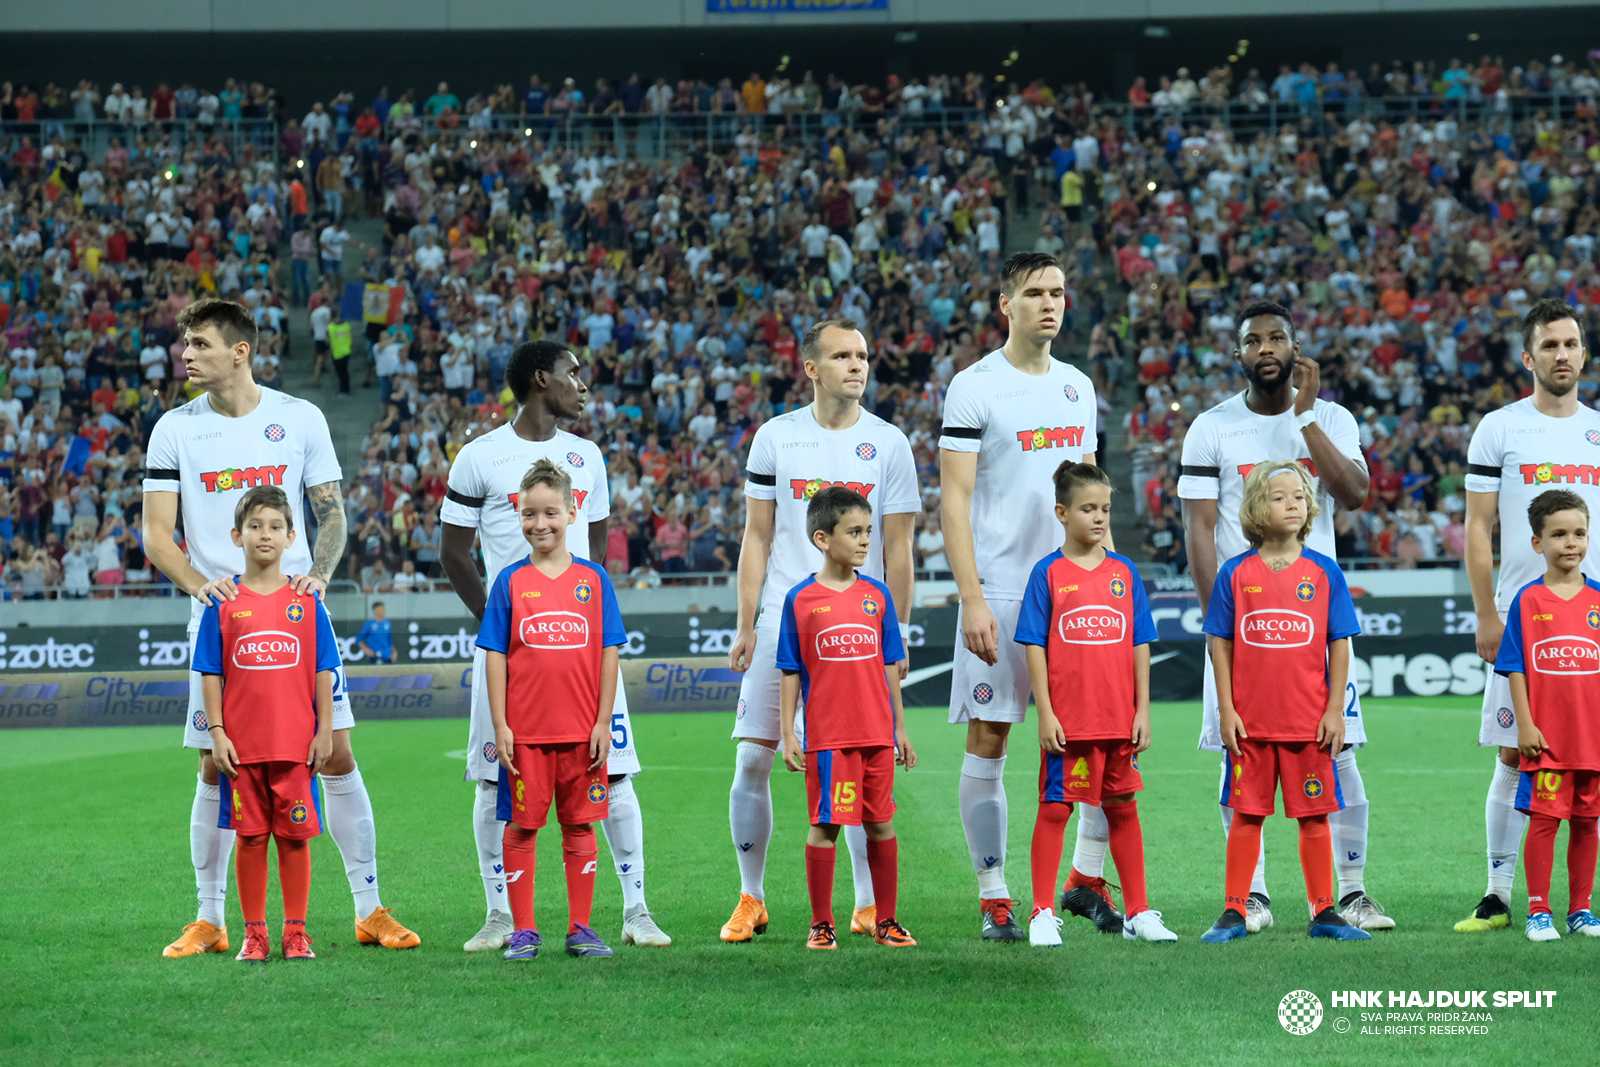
[744,404,920,621]
[1465,397,1600,612]
[144,388,342,584]
[1177,391,1365,564]
[937,349,1098,601]
[441,423,609,582]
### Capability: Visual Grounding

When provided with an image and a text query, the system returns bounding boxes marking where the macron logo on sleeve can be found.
[520,611,590,649]
[1240,609,1314,648]
[232,632,301,669]
[815,624,879,661]
[1532,635,1600,675]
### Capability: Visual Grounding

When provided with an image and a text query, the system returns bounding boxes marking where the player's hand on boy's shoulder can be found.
[194,574,239,605]
[1038,713,1066,755]
[210,730,239,777]
[495,724,517,776]
[307,730,333,773]
[896,735,917,770]
[1130,709,1151,754]
[289,573,328,598]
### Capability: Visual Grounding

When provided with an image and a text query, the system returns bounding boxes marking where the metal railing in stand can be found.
[0,117,279,167]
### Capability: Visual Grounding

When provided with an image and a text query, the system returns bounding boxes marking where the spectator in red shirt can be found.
[151,83,175,123]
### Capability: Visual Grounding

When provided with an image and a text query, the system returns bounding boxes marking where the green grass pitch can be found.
[3,698,1596,1066]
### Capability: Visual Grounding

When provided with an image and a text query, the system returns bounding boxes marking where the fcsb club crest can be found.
[1064,385,1079,402]
[855,442,877,460]
[264,423,286,442]
[574,582,593,603]
[1109,576,1127,598]
[1587,608,1600,630]
[1295,581,1316,602]
[566,451,585,467]
[973,683,994,705]
[1303,775,1324,799]
[286,602,305,623]
[290,804,309,824]
[587,781,608,803]
[862,597,879,616]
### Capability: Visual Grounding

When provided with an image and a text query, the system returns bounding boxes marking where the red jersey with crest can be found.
[1014,548,1159,739]
[776,574,907,751]
[192,584,341,763]
[1201,547,1360,741]
[476,556,626,743]
[1494,576,1600,772]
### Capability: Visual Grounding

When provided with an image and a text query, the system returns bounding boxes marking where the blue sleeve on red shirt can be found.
[862,575,907,663]
[1111,551,1159,646]
[314,598,340,673]
[775,579,809,672]
[589,561,627,648]
[192,602,223,674]
[1307,548,1361,641]
[1014,553,1056,647]
[1202,553,1245,638]
[1494,583,1535,676]
[476,561,521,654]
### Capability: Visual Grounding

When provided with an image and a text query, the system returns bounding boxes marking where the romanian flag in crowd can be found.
[363,282,408,325]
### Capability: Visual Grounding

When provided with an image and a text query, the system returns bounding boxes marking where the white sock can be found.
[192,775,235,927]
[730,742,775,899]
[473,781,507,917]
[601,777,648,911]
[844,824,874,909]
[321,767,382,918]
[1486,759,1527,904]
[960,752,1009,899]
[1071,803,1109,879]
[1220,803,1269,899]
[1331,748,1368,900]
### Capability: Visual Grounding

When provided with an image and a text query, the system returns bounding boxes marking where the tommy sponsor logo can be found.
[1015,426,1087,452]
[1531,635,1600,675]
[1240,609,1314,648]
[507,489,590,510]
[232,631,301,669]
[815,623,879,661]
[1237,458,1319,480]
[1521,462,1600,485]
[200,465,288,492]
[1056,605,1126,645]
[520,611,589,650]
[789,479,876,500]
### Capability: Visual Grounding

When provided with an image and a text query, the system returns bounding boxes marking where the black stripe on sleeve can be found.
[747,472,777,487]
[1467,464,1501,480]
[446,488,485,507]
[940,426,983,439]
[1181,465,1221,479]
[144,468,181,480]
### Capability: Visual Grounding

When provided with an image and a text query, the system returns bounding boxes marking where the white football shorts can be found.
[1478,609,1519,748]
[729,614,804,746]
[948,598,1030,725]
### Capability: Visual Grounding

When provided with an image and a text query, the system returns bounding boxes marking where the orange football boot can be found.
[235,926,270,963]
[720,893,770,943]
[282,925,316,961]
[874,918,917,947]
[806,921,839,950]
[163,920,230,958]
[355,907,421,949]
[850,905,877,936]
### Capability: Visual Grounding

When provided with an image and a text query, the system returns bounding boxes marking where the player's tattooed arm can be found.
[306,480,347,585]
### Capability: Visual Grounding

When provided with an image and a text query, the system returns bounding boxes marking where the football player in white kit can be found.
[1457,299,1600,932]
[721,319,919,942]
[145,298,420,957]
[440,339,670,952]
[1179,300,1393,933]
[939,253,1111,941]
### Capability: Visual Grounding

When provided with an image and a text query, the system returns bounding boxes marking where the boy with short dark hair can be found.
[778,486,917,949]
[1017,462,1176,945]
[478,459,626,961]
[196,485,340,963]
[1494,488,1600,941]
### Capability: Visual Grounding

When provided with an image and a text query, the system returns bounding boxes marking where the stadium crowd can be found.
[2,48,1599,595]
